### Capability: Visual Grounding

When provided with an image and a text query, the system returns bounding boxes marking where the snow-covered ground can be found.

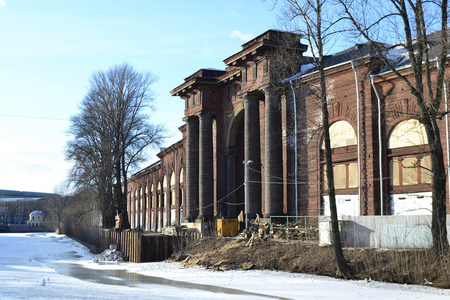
[1,232,450,300]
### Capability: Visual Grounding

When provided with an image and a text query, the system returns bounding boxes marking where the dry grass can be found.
[169,236,450,288]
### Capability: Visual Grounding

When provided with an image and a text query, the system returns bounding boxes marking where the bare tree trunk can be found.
[425,117,448,258]
[319,64,352,278]
[121,154,131,229]
[337,0,449,260]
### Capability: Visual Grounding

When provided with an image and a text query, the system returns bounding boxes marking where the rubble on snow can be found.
[93,244,126,263]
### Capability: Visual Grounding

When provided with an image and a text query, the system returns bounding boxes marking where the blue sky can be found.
[0,0,281,193]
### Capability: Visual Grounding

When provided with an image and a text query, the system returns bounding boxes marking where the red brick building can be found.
[127,29,448,231]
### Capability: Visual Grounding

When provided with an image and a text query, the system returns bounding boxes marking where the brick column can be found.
[262,86,283,217]
[224,147,237,217]
[243,93,262,218]
[197,111,214,220]
[183,115,199,221]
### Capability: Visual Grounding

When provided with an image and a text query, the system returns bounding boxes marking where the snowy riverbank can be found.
[1,232,450,299]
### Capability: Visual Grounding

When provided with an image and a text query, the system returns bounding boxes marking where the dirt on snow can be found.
[169,236,450,288]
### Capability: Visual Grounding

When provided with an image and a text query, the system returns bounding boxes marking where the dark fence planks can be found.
[100,230,191,263]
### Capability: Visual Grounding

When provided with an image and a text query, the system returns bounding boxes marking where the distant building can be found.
[27,211,49,229]
[0,190,53,232]
[0,209,7,224]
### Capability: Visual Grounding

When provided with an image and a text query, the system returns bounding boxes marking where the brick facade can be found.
[127,29,450,231]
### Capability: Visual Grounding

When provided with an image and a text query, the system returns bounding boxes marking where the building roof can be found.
[171,29,307,98]
[0,190,56,200]
[288,30,450,82]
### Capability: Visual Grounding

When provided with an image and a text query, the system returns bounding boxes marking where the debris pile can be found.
[161,225,188,236]
[238,221,319,241]
[238,223,270,240]
[93,245,126,263]
[271,224,319,240]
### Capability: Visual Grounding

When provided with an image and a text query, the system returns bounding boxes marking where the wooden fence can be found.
[100,230,197,263]
[100,230,142,262]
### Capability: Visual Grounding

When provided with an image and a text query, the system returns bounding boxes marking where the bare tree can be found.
[66,63,166,229]
[63,188,102,249]
[338,0,449,258]
[275,0,352,277]
[46,185,71,234]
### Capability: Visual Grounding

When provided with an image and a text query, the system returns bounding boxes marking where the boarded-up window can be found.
[322,120,357,149]
[402,157,418,185]
[390,155,431,186]
[323,164,328,190]
[348,162,358,188]
[323,163,359,190]
[334,164,346,189]
[242,68,247,83]
[390,159,400,186]
[389,119,431,187]
[388,119,428,149]
[421,155,432,184]
[252,63,257,81]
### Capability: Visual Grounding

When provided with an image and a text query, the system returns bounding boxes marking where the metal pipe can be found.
[371,75,384,215]
[289,80,298,219]
[351,61,362,216]
[445,78,449,208]
[243,160,253,229]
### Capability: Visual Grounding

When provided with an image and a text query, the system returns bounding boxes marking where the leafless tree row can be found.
[66,64,166,229]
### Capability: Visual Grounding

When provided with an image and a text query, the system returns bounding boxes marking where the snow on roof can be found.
[30,211,43,216]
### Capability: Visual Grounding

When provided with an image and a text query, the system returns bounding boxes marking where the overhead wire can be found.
[0,113,67,121]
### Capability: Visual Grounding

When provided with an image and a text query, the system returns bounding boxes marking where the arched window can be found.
[150,184,155,231]
[140,187,144,229]
[179,168,184,205]
[179,168,184,224]
[134,189,139,229]
[388,119,431,187]
[388,119,428,149]
[322,120,358,191]
[145,185,149,231]
[170,172,175,206]
[157,182,162,208]
[150,184,154,209]
[322,120,357,149]
[162,175,168,208]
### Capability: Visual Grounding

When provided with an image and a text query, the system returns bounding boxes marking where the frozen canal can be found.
[1,232,450,300]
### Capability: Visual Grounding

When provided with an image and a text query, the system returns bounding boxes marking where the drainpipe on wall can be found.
[371,75,384,216]
[351,61,362,216]
[288,80,298,219]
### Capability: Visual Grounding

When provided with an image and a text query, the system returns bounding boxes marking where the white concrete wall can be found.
[322,195,359,218]
[319,215,450,248]
[390,192,432,215]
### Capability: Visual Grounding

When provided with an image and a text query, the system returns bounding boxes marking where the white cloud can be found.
[230,30,253,41]
[0,1,5,8]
